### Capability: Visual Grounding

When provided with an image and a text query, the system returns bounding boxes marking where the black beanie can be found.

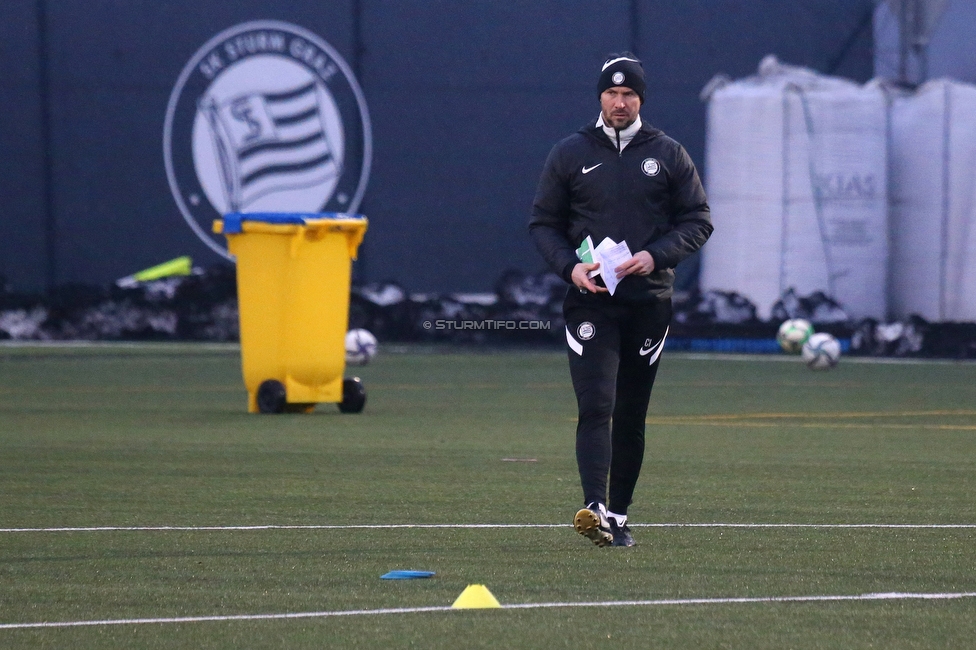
[597,54,645,104]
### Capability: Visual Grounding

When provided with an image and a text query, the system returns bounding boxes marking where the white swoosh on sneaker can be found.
[582,163,603,174]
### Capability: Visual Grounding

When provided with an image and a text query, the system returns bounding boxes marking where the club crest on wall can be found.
[163,20,372,258]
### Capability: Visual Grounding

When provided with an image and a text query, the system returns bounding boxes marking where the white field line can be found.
[2,592,975,630]
[3,522,976,533]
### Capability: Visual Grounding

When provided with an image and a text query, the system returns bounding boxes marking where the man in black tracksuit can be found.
[529,53,712,547]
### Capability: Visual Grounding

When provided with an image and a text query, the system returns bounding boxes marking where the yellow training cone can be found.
[451,584,501,609]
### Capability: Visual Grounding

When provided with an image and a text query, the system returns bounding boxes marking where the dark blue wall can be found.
[1,1,47,291]
[1,0,874,294]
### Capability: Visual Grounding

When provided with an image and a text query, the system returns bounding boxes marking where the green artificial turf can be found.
[1,344,975,648]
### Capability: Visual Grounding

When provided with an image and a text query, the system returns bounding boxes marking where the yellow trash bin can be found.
[213,212,369,414]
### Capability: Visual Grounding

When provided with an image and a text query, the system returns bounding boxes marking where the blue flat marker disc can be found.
[381,570,435,580]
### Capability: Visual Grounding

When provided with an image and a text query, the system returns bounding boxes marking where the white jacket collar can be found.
[596,115,642,152]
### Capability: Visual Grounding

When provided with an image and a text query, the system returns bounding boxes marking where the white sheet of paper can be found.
[594,238,632,295]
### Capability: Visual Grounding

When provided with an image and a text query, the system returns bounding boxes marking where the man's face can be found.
[600,87,641,130]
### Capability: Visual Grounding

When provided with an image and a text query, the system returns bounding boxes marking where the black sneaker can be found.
[609,519,635,547]
[573,502,613,547]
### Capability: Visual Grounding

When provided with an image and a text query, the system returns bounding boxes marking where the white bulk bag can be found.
[888,79,976,322]
[701,56,888,320]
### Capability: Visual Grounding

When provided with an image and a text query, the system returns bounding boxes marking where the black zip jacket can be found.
[529,119,712,302]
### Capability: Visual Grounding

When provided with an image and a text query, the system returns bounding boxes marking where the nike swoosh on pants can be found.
[638,326,669,364]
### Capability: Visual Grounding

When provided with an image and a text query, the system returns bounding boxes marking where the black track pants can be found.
[564,292,672,515]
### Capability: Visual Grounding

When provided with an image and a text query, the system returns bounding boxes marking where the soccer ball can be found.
[801,332,841,370]
[776,318,814,354]
[345,328,378,366]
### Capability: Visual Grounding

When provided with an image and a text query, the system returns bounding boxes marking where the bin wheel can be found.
[256,380,287,414]
[338,377,366,413]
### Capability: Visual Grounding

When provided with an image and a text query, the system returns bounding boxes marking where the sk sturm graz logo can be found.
[641,158,660,177]
[163,20,372,258]
[577,322,596,341]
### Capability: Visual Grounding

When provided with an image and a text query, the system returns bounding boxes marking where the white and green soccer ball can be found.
[776,318,814,354]
[802,332,842,370]
[345,328,378,366]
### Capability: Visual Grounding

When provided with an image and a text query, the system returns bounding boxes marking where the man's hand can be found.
[614,251,655,278]
[571,263,608,293]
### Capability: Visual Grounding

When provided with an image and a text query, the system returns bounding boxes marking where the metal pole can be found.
[35,0,56,294]
[352,0,364,79]
[898,0,909,83]
[913,0,928,82]
[351,0,367,284]
[629,0,640,58]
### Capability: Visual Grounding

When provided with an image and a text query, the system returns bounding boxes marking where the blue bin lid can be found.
[222,212,363,234]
